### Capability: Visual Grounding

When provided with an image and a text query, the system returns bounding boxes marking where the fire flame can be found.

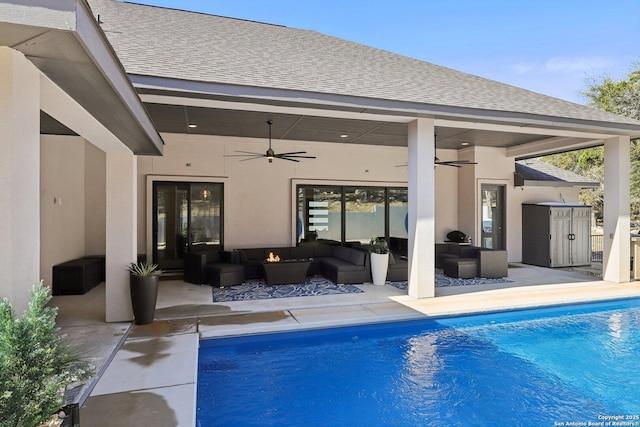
[265,252,281,262]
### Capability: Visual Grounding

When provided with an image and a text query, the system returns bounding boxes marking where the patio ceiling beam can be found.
[435,119,614,141]
[139,94,414,124]
[40,72,131,154]
[506,136,604,159]
[142,94,625,148]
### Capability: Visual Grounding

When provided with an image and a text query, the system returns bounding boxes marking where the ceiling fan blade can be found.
[224,150,264,156]
[281,155,316,159]
[238,155,267,161]
[276,151,309,156]
[235,150,266,155]
[275,156,300,162]
[438,160,477,165]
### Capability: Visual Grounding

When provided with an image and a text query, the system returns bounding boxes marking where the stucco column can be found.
[0,48,40,314]
[407,118,436,298]
[105,151,137,322]
[603,135,631,283]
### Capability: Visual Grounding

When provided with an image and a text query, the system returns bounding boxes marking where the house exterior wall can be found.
[457,146,582,262]
[137,134,409,253]
[85,141,106,255]
[36,133,584,283]
[40,136,87,287]
[0,48,40,314]
[434,149,459,242]
[133,135,582,261]
[39,136,107,287]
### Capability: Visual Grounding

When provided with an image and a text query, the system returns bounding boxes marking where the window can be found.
[297,186,342,243]
[345,187,385,243]
[296,185,408,245]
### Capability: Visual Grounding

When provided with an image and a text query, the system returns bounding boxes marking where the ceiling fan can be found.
[396,134,478,168]
[434,157,477,168]
[225,120,316,163]
[395,158,477,168]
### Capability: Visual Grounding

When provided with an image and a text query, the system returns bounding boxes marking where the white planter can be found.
[370,252,389,286]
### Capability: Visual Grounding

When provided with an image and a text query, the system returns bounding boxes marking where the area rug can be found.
[212,276,364,302]
[388,270,513,291]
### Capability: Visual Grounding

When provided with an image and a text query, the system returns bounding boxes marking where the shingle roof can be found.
[89,0,640,129]
[515,159,600,187]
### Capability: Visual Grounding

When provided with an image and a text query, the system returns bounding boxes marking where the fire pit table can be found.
[262,259,311,285]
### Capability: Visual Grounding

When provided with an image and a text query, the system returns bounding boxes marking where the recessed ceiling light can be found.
[188,124,197,128]
[340,134,349,138]
[461,142,469,146]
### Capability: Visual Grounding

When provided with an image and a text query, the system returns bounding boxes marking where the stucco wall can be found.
[135,135,583,262]
[38,133,584,279]
[138,134,410,254]
[40,135,86,286]
[457,146,582,262]
[85,142,106,255]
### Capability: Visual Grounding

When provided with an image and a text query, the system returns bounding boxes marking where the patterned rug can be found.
[388,270,513,291]
[212,276,364,302]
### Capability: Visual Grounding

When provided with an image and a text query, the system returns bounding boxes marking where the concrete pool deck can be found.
[51,264,640,426]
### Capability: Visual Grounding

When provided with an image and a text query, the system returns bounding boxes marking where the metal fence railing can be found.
[591,234,603,263]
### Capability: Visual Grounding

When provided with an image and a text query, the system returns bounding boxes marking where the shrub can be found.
[0,282,93,427]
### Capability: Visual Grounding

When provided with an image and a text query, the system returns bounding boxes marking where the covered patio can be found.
[2,0,640,325]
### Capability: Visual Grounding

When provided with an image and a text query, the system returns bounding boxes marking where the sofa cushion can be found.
[321,258,363,272]
[205,251,221,264]
[239,248,265,263]
[347,249,366,266]
[291,246,315,260]
[313,245,335,257]
[332,246,352,262]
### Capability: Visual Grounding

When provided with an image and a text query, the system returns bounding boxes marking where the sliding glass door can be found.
[296,185,407,245]
[153,182,223,271]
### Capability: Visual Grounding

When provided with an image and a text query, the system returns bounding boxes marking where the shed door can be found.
[550,207,572,267]
[571,207,591,266]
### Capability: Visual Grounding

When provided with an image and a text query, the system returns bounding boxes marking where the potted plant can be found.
[369,235,390,285]
[128,261,162,325]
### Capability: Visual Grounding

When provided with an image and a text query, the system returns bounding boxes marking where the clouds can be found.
[544,57,616,74]
[508,57,617,77]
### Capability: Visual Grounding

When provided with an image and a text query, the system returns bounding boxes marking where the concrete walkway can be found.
[51,265,640,426]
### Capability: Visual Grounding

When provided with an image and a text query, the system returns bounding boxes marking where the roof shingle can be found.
[88,0,640,129]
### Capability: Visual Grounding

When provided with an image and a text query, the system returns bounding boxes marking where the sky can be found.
[127,0,638,105]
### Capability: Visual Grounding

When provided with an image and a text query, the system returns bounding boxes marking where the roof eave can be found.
[0,0,164,155]
[514,174,600,188]
[130,75,640,139]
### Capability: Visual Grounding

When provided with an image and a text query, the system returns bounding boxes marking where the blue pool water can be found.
[197,299,640,426]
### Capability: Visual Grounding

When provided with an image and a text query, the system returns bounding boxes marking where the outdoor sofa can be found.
[183,248,245,287]
[436,243,508,279]
[233,244,373,284]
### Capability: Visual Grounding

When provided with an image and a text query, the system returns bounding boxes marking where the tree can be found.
[543,63,640,227]
[582,64,640,119]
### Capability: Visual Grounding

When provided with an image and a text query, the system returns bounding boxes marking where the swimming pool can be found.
[197,299,640,426]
